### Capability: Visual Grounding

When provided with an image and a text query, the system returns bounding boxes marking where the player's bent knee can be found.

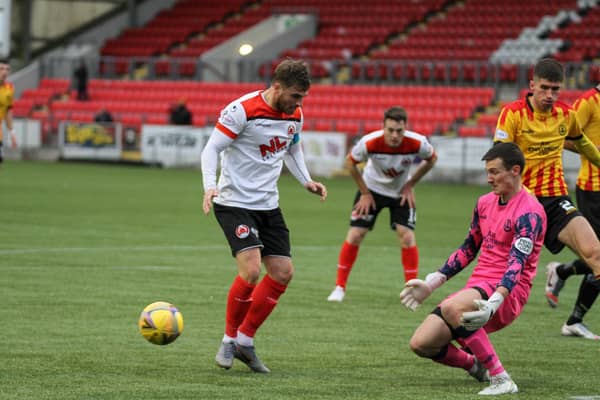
[409,336,439,359]
[409,335,427,356]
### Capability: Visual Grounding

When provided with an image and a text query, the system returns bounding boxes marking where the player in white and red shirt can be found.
[327,106,437,302]
[201,60,327,373]
[400,142,546,396]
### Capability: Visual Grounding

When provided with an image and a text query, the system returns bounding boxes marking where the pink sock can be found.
[432,343,474,370]
[458,329,505,376]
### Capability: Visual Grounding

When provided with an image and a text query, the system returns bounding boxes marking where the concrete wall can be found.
[201,13,317,82]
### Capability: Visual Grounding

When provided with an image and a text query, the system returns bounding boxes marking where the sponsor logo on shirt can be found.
[259,137,288,159]
[383,168,404,178]
[526,142,561,156]
[483,231,512,249]
[495,129,508,140]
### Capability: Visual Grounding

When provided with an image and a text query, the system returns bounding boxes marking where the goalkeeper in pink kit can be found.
[400,142,546,396]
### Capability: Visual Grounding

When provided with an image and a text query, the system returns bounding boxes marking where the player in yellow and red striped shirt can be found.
[0,58,16,164]
[543,84,600,339]
[494,59,600,312]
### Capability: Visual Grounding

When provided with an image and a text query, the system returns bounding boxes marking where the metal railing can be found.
[40,56,600,90]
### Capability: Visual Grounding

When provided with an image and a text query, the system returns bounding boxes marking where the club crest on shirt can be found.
[287,124,295,136]
[503,219,512,232]
[235,224,250,239]
[558,124,567,136]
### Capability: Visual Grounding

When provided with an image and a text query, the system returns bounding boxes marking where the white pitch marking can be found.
[0,244,358,256]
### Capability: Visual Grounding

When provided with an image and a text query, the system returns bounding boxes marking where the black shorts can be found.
[537,195,583,254]
[213,203,291,258]
[576,187,600,238]
[349,190,416,231]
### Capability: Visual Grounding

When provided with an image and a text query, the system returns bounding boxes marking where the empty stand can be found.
[261,0,446,79]
[550,6,600,61]
[99,0,257,77]
[15,79,496,141]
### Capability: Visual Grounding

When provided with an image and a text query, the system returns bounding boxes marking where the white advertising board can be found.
[301,131,347,177]
[13,119,42,149]
[141,125,210,168]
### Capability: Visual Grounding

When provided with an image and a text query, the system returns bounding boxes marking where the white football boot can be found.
[478,375,518,395]
[327,285,345,302]
[561,322,600,340]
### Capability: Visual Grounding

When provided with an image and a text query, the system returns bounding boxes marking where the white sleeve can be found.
[201,129,234,191]
[349,137,367,163]
[284,139,312,185]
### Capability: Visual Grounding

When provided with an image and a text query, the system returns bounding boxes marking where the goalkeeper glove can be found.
[399,271,446,311]
[460,291,504,330]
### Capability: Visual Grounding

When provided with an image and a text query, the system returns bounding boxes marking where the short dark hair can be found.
[272,59,310,91]
[383,106,408,123]
[0,58,9,65]
[533,58,564,83]
[482,142,525,174]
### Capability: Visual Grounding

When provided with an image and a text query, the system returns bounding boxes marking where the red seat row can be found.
[15,79,496,141]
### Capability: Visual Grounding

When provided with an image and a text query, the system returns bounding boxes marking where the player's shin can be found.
[457,329,505,376]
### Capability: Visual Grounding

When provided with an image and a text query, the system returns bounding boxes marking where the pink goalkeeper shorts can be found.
[443,279,531,334]
[465,279,530,334]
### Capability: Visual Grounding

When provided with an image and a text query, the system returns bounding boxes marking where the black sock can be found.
[557,260,592,280]
[566,274,600,325]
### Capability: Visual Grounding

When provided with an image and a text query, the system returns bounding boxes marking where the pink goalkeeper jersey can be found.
[439,188,546,293]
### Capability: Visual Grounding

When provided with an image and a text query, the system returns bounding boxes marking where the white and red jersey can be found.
[211,90,304,210]
[350,129,436,198]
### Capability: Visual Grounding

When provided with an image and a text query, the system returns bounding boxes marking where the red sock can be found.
[432,343,474,370]
[458,330,505,376]
[335,241,359,288]
[402,245,419,282]
[225,275,255,338]
[238,274,287,338]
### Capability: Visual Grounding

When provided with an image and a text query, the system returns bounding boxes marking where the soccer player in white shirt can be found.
[327,106,437,302]
[201,59,327,373]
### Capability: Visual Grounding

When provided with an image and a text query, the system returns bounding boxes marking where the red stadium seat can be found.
[458,125,489,137]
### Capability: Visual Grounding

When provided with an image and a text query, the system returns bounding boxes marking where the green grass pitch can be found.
[1,160,598,400]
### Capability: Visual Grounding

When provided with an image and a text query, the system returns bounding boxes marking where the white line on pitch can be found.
[0,244,357,255]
